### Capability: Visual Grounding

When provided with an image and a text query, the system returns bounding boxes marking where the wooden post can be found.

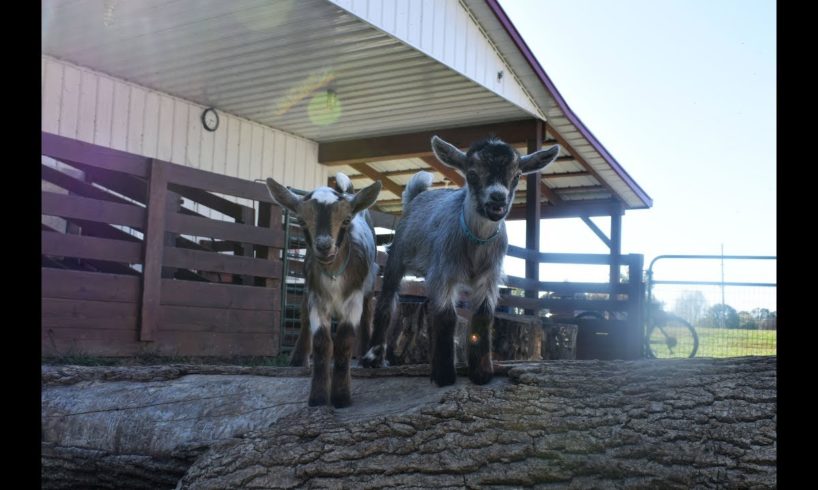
[524,120,543,315]
[162,191,181,279]
[256,202,283,290]
[609,206,622,286]
[257,200,284,355]
[627,253,645,359]
[239,205,255,285]
[139,159,168,342]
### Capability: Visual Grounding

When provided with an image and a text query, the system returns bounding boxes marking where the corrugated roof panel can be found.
[43,0,534,144]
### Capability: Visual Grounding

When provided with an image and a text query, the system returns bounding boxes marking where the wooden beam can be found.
[507,199,623,220]
[542,170,591,179]
[319,119,540,165]
[581,216,611,248]
[139,159,168,342]
[350,163,404,197]
[538,181,561,204]
[610,208,623,286]
[545,127,622,202]
[420,156,464,186]
[525,121,543,314]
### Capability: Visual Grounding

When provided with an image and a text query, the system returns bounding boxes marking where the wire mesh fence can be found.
[647,255,776,358]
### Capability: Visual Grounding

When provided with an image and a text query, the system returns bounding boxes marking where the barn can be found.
[42,0,652,360]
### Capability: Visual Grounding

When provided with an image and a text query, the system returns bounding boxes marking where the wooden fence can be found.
[42,132,284,357]
[42,131,645,359]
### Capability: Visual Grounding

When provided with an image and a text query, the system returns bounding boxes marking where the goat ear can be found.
[351,180,382,214]
[264,177,301,214]
[431,135,468,173]
[519,144,560,175]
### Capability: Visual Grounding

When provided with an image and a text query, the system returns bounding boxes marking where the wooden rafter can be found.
[420,156,464,186]
[545,127,622,202]
[350,163,404,197]
[542,170,591,179]
[348,168,433,181]
[319,119,540,165]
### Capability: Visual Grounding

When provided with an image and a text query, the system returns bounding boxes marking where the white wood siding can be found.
[41,55,327,203]
[329,0,543,119]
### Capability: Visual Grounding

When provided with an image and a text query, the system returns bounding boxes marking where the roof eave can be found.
[484,0,653,209]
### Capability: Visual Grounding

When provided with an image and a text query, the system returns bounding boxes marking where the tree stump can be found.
[385,299,431,365]
[492,312,544,361]
[542,322,579,360]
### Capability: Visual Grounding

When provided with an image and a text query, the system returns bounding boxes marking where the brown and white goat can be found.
[265,173,381,407]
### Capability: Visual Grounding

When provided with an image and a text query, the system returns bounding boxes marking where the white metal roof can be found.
[42,0,534,143]
[41,0,649,213]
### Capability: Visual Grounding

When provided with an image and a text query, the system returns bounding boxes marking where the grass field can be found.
[695,326,777,358]
[648,323,776,358]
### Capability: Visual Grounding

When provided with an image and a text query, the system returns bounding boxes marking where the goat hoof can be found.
[468,368,494,385]
[308,394,329,406]
[431,366,457,387]
[331,393,352,408]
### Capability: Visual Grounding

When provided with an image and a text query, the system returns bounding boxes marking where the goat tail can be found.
[402,171,434,208]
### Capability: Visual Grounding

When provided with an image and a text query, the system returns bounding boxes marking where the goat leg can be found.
[430,306,457,387]
[331,322,356,408]
[309,326,332,406]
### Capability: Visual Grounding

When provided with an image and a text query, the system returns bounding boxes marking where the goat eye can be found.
[511,175,520,186]
[342,217,352,226]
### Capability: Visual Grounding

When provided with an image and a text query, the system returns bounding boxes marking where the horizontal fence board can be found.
[158,305,278,334]
[151,330,278,357]
[42,132,149,178]
[42,192,145,227]
[504,275,631,294]
[64,218,141,243]
[69,161,149,204]
[42,231,143,264]
[505,246,620,265]
[166,212,285,248]
[41,164,133,205]
[163,247,282,279]
[42,297,139,330]
[42,268,140,302]
[499,295,625,312]
[165,162,276,203]
[42,327,142,357]
[167,183,248,220]
[160,279,280,310]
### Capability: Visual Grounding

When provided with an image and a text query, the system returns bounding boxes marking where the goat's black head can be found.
[265,173,381,264]
[431,135,560,221]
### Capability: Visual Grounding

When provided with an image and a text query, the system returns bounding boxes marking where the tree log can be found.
[42,357,776,489]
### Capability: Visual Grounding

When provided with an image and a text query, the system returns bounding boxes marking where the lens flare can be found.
[307,90,342,126]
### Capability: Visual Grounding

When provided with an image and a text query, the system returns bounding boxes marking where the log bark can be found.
[42,357,776,489]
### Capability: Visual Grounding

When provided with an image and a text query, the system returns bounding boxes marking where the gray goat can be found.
[362,136,559,386]
[265,173,381,407]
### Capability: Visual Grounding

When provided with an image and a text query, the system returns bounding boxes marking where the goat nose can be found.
[489,191,506,203]
[315,238,332,252]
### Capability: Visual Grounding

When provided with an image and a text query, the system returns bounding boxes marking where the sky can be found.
[497,0,776,312]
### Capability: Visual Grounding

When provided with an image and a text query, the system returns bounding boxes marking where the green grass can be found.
[695,326,776,358]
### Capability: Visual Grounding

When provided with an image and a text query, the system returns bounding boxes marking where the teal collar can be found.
[320,245,351,279]
[460,209,500,245]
